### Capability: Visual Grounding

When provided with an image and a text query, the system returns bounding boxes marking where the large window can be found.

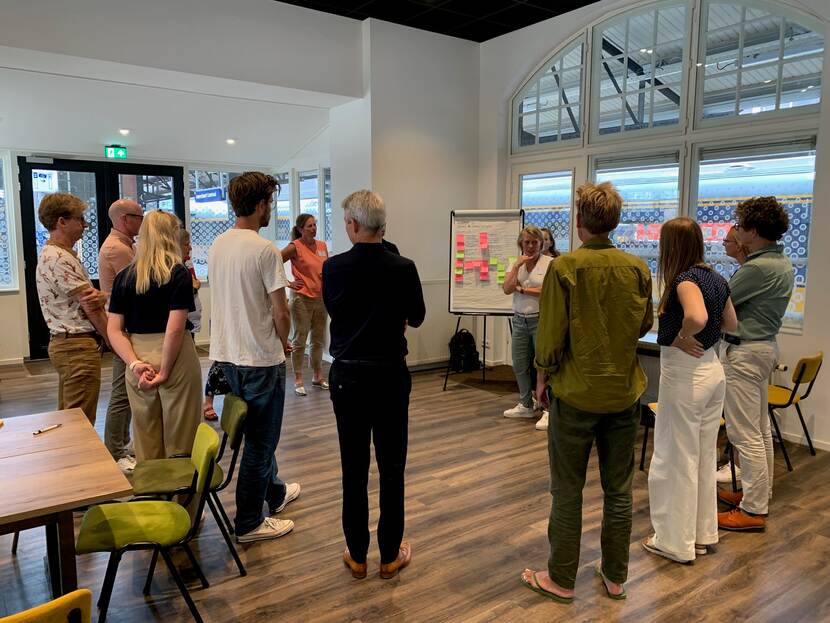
[0,158,17,290]
[700,1,823,121]
[595,156,680,277]
[594,3,687,137]
[513,38,585,150]
[323,167,332,244]
[298,170,320,220]
[520,171,573,253]
[188,170,239,280]
[275,172,291,247]
[695,144,814,329]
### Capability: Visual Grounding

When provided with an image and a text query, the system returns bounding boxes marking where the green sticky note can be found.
[489,257,498,266]
[455,268,463,275]
[456,251,464,259]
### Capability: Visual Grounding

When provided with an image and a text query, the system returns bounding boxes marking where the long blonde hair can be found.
[131,210,182,294]
[657,217,708,314]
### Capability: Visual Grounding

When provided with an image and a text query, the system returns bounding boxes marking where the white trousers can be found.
[649,346,725,561]
[723,340,778,515]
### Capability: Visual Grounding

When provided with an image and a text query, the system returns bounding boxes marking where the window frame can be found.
[0,150,21,292]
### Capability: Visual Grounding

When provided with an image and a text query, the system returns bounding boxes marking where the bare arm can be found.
[503,257,528,294]
[671,281,707,357]
[269,288,292,353]
[107,313,155,380]
[721,297,738,333]
[73,286,110,345]
[280,242,297,263]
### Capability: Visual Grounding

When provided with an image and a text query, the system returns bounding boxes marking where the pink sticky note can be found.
[456,234,465,243]
[479,232,488,241]
[454,274,463,282]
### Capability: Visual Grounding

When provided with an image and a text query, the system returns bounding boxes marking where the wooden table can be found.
[0,408,132,596]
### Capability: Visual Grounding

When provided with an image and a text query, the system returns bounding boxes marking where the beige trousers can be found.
[290,293,327,377]
[125,332,202,462]
[48,335,102,425]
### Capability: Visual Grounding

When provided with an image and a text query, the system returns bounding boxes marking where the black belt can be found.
[51,331,98,340]
[723,334,741,345]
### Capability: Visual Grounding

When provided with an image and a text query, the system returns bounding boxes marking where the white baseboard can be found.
[0,357,24,367]
[780,430,830,453]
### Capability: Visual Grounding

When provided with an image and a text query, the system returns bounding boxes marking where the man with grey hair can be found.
[323,189,426,580]
[98,198,144,472]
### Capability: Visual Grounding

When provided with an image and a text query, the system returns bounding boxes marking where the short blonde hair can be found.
[516,225,544,251]
[342,190,386,233]
[38,193,86,231]
[576,181,622,234]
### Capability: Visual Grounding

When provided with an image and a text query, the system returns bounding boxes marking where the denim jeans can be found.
[219,362,287,535]
[511,313,539,408]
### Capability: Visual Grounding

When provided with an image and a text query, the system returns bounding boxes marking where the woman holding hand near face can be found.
[107,210,202,461]
[502,226,553,430]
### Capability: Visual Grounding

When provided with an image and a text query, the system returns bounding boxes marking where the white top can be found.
[35,242,96,334]
[510,254,553,315]
[208,229,289,367]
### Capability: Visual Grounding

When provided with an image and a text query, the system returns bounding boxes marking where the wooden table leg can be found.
[45,521,62,598]
[57,510,77,593]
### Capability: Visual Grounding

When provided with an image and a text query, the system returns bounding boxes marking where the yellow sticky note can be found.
[456,251,464,259]
[489,258,498,266]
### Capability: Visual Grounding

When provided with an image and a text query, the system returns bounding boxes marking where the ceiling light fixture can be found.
[118,128,131,136]
[226,138,236,145]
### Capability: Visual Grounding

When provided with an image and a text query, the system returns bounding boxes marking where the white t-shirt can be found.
[208,229,289,367]
[510,254,553,315]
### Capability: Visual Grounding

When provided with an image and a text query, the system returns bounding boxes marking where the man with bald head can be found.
[98,198,143,472]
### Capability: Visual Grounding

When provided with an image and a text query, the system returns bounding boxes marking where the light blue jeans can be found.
[511,313,539,408]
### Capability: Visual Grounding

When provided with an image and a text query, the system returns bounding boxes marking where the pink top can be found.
[98,229,135,295]
[290,238,328,299]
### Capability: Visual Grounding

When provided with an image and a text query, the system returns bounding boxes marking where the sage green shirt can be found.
[535,237,654,413]
[729,244,794,341]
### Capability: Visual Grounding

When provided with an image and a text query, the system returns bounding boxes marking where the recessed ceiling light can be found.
[640,48,647,53]
[764,79,772,83]
[226,138,236,145]
[696,62,703,67]
[118,128,131,136]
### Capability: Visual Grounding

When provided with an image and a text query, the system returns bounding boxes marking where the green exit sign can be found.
[104,145,128,159]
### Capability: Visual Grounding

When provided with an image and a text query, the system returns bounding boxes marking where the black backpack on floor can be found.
[449,329,481,372]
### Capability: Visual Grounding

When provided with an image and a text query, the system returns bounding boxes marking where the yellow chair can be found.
[768,351,823,471]
[0,589,92,623]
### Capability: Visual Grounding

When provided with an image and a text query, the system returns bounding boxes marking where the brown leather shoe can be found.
[718,508,765,532]
[717,488,743,507]
[379,541,412,579]
[343,549,367,579]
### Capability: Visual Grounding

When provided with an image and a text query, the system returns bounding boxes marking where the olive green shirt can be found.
[535,237,654,413]
[728,244,794,341]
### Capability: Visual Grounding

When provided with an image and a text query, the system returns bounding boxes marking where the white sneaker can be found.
[535,410,549,431]
[271,482,301,514]
[294,385,307,396]
[716,463,741,483]
[236,517,295,543]
[116,456,137,473]
[503,403,535,419]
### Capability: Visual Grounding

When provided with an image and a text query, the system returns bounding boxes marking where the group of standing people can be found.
[519,183,794,603]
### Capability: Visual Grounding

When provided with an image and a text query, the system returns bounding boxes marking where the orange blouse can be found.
[290,238,328,299]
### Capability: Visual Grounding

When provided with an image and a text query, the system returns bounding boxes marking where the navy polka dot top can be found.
[657,265,730,350]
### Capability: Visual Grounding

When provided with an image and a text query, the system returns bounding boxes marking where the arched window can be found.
[512,37,585,151]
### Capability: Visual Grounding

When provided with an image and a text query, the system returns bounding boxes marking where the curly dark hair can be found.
[735,196,789,242]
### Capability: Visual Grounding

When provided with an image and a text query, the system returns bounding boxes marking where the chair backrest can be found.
[793,352,823,386]
[190,423,220,494]
[0,589,92,623]
[220,394,248,451]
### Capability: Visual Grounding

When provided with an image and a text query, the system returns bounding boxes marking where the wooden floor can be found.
[1,356,829,622]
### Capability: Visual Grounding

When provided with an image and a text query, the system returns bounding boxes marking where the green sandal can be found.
[520,571,574,604]
[595,564,627,600]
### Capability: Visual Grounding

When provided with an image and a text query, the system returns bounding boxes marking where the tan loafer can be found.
[343,549,367,579]
[379,541,412,579]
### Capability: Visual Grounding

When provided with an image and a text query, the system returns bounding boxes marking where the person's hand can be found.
[672,334,704,358]
[535,374,550,408]
[131,362,156,381]
[192,276,202,291]
[287,280,302,291]
[139,370,168,390]
[79,288,107,312]
[282,341,293,354]
[517,255,533,267]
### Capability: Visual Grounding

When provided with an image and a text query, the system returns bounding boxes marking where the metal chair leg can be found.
[769,407,793,472]
[212,490,235,535]
[728,443,738,492]
[97,551,122,623]
[795,404,816,456]
[143,548,159,596]
[181,542,210,589]
[160,548,204,623]
[11,531,19,555]
[639,425,649,471]
[207,494,247,576]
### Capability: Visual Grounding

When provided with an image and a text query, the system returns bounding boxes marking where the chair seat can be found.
[76,501,191,554]
[768,385,799,407]
[645,402,725,426]
[132,457,224,496]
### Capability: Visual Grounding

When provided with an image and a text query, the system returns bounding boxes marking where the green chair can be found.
[75,423,220,623]
[130,394,247,577]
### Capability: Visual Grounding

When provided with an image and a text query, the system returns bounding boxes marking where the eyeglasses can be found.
[125,212,144,220]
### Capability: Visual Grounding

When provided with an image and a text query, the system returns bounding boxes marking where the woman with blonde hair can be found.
[281,213,329,395]
[502,225,553,430]
[643,217,737,564]
[107,210,202,461]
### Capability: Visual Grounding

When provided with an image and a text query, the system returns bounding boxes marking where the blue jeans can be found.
[218,362,287,535]
[511,313,539,408]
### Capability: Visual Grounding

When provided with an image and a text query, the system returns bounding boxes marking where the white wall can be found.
[0,0,362,99]
[478,0,830,449]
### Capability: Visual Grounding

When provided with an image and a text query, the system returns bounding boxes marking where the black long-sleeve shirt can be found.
[323,242,426,361]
